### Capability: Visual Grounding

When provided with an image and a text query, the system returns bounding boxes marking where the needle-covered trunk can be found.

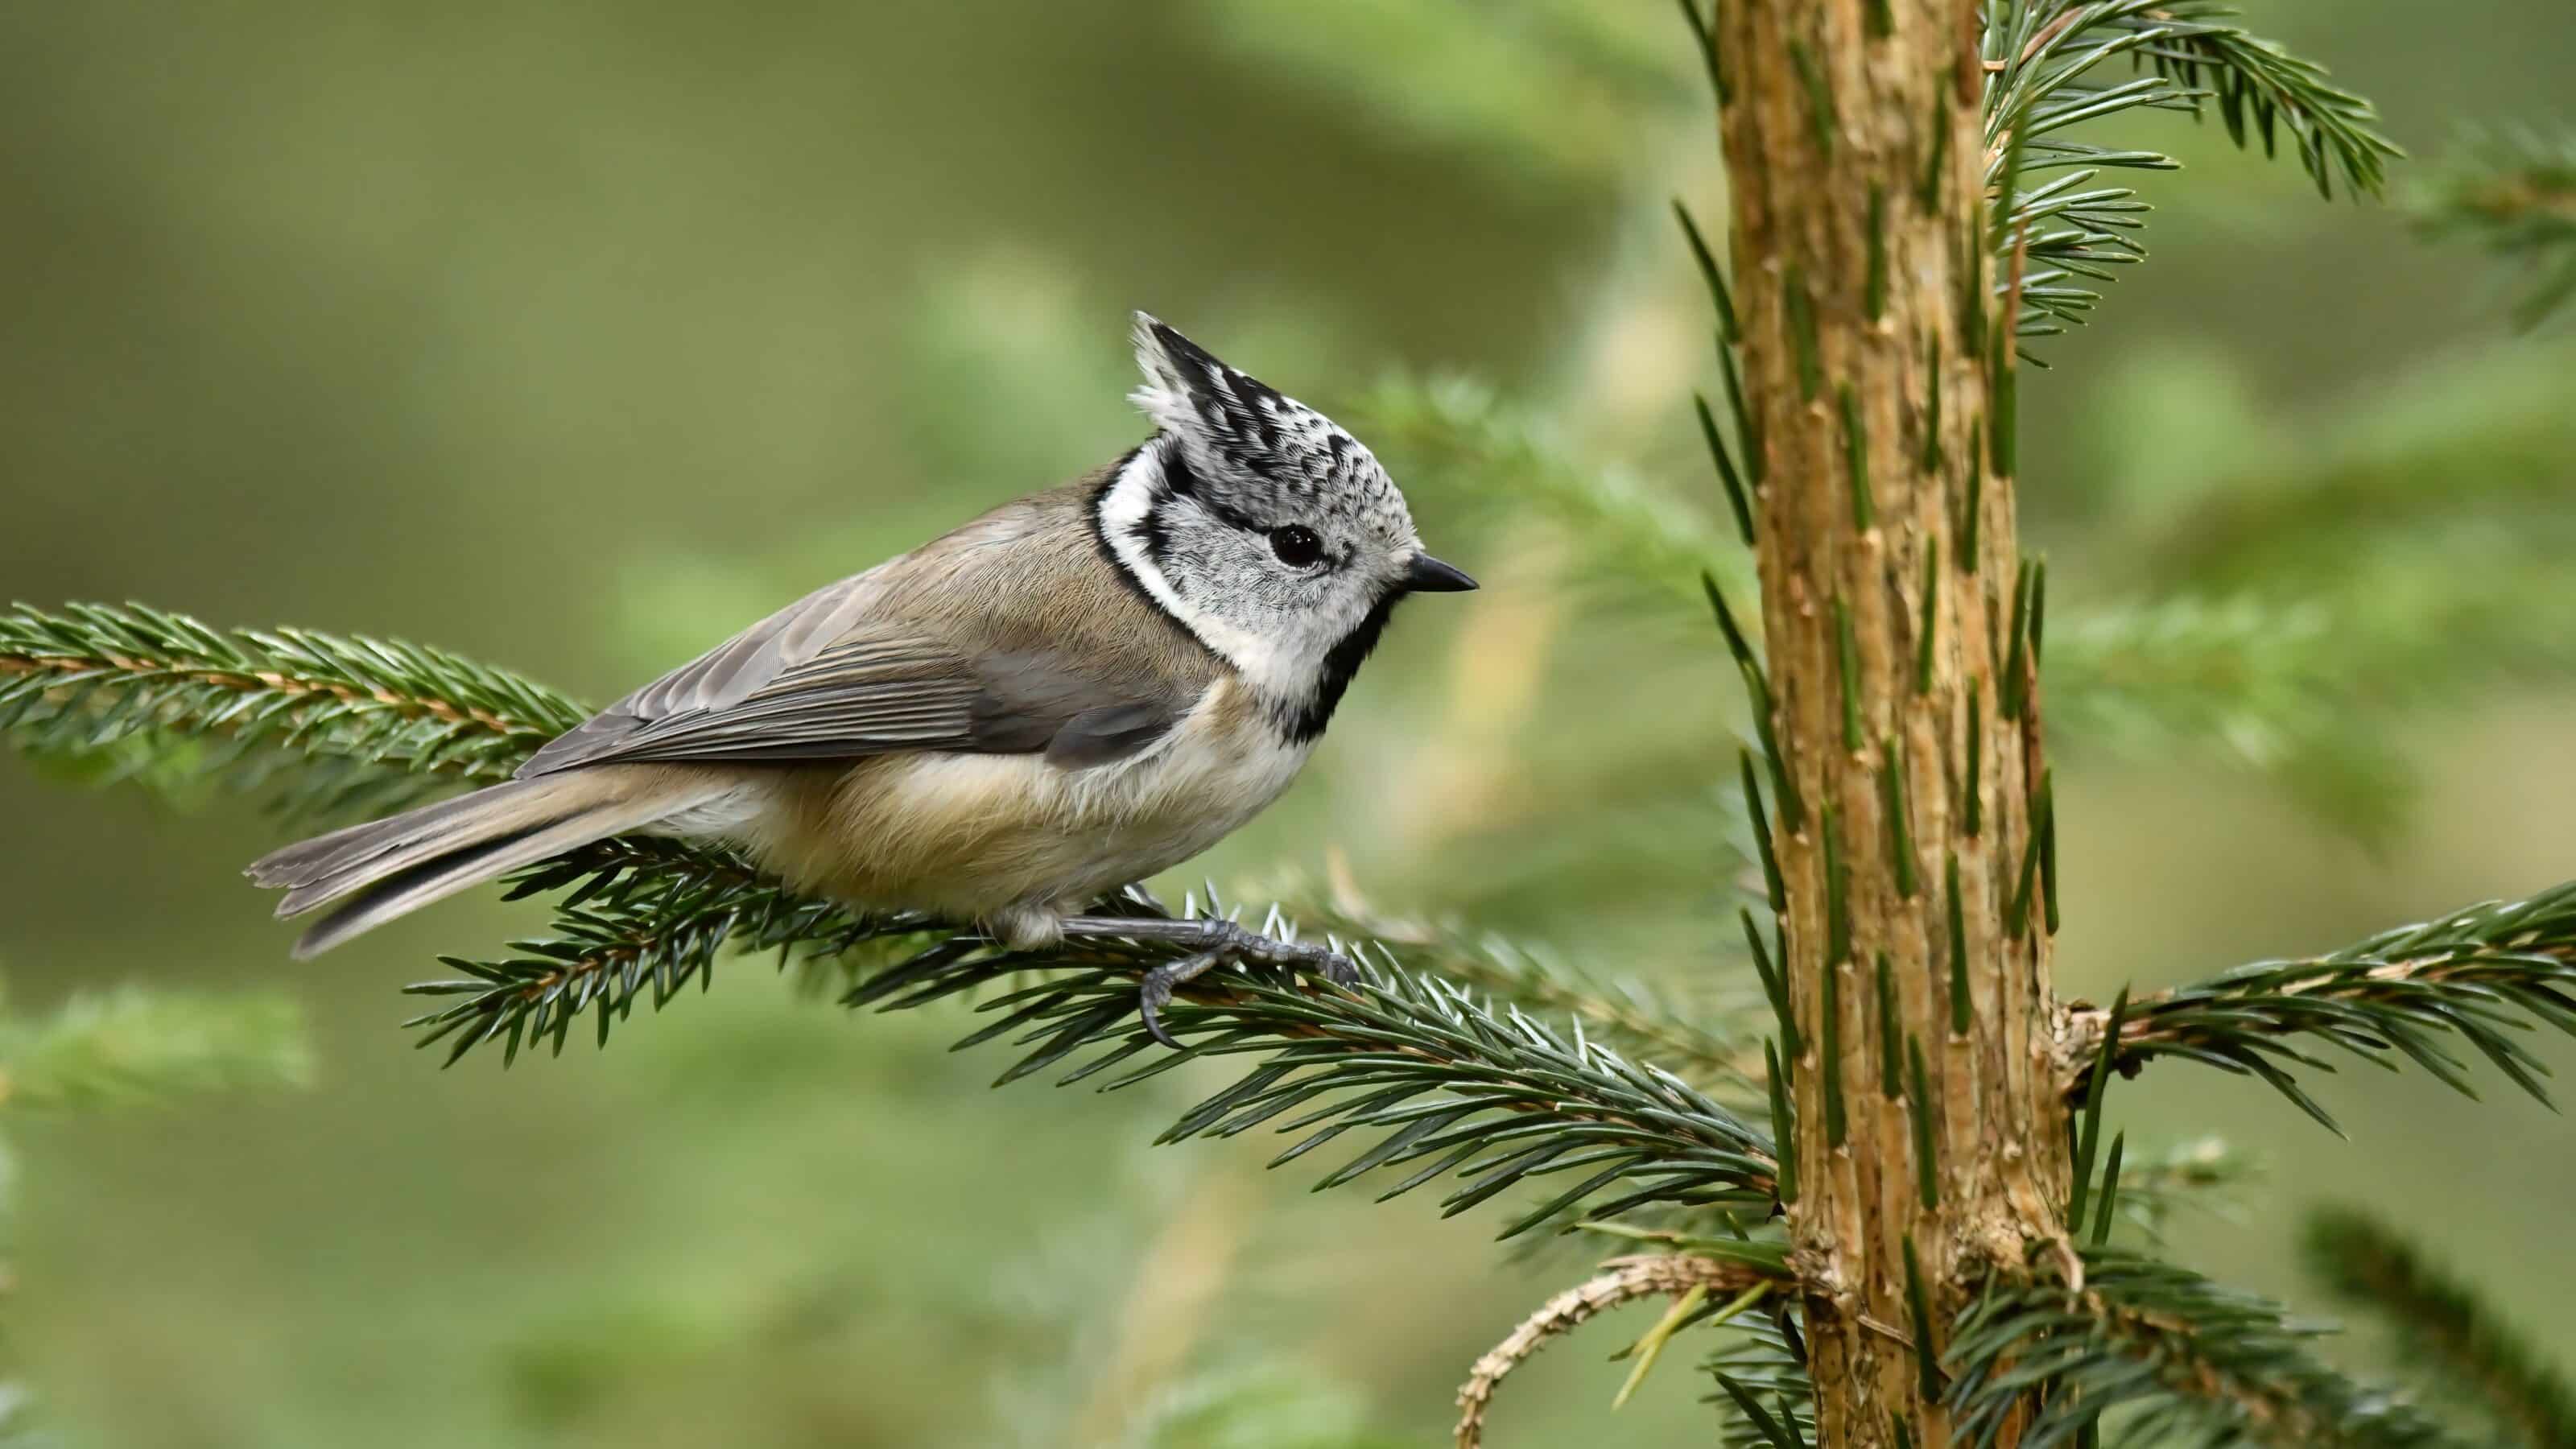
[1709,2,2072,1443]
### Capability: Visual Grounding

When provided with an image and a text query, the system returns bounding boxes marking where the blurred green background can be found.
[2,2,2572,1445]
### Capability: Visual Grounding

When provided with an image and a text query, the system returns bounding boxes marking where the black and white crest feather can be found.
[1128,314,1402,533]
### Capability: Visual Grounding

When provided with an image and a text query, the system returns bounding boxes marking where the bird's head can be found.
[1096,313,1474,740]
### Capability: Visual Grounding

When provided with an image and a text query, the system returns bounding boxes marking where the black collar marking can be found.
[1271,591,1404,745]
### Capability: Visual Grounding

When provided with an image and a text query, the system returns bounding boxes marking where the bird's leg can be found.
[1051,914,1361,1048]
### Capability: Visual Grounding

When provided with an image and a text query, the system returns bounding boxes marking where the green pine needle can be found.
[1945,1248,2465,1448]
[2074,882,2576,1131]
[1981,1,2401,353]
[1,601,582,826]
[844,921,1781,1236]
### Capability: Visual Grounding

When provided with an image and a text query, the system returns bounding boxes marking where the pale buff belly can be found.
[723,691,1311,933]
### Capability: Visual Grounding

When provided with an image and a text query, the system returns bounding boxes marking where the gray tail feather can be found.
[245,771,720,959]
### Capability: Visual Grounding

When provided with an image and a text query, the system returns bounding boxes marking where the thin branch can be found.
[1,601,580,822]
[419,850,1790,1246]
[398,837,915,1065]
[2124,2,2402,197]
[1455,1253,1784,1449]
[2065,883,2576,1131]
[841,914,1780,1233]
[1275,858,1769,1093]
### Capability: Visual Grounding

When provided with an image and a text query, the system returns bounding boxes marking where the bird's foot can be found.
[1133,918,1359,1051]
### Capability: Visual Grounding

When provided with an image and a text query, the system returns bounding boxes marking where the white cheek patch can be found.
[1098,444,1311,699]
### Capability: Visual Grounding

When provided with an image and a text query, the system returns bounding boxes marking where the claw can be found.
[1059,914,1364,1051]
[1138,975,1180,1050]
[1137,947,1225,1050]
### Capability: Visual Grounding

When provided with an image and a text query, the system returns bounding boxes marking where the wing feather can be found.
[514,514,1201,778]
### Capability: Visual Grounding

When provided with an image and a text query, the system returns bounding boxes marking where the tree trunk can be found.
[1710,3,2070,1445]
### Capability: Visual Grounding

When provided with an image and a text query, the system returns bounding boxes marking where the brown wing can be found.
[515,485,1213,778]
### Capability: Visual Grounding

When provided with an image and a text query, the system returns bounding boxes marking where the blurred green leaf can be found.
[2412,127,2576,330]
[2304,1206,2576,1447]
[1195,0,1692,189]
[0,981,312,1114]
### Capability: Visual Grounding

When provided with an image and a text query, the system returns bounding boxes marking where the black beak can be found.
[1404,552,1479,594]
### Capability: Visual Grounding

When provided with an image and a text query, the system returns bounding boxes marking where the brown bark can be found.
[1707,2,2072,1445]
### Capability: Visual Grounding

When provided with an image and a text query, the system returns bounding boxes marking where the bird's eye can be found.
[1268,525,1324,568]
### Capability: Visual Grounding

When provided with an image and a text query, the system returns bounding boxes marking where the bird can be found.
[246,313,1476,1046]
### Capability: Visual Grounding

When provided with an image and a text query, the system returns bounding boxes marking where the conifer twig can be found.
[2302,1206,2576,1449]
[2066,883,2576,1130]
[2122,3,2401,198]
[1979,2,2401,351]
[0,601,580,821]
[1262,861,1769,1093]
[415,854,1790,1244]
[398,837,916,1065]
[841,914,1781,1232]
[1945,1248,2464,1447]
[1703,1302,1814,1449]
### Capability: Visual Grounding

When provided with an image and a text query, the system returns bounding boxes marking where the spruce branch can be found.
[1250,864,1770,1095]
[0,601,582,823]
[2116,3,2400,198]
[1455,1253,1785,1449]
[2301,1206,2576,1449]
[1979,2,2400,349]
[840,911,1780,1235]
[2410,126,2576,329]
[1944,1248,2463,1448]
[399,837,923,1066]
[2067,883,2576,1131]
[1983,2,2189,345]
